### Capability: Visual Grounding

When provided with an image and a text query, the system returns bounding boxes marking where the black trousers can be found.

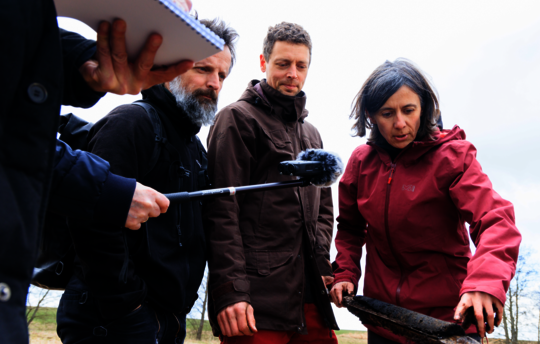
[57,277,186,344]
[368,330,482,344]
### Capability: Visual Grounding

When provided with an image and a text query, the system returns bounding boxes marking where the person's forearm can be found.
[333,228,365,288]
[48,140,136,225]
[450,144,521,304]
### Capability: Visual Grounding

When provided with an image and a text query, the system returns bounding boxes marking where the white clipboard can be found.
[55,0,224,66]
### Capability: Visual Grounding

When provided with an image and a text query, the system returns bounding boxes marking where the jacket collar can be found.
[238,79,309,122]
[369,125,466,166]
[141,84,201,137]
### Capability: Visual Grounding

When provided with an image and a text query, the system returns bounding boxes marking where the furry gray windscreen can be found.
[169,77,218,127]
[296,149,344,187]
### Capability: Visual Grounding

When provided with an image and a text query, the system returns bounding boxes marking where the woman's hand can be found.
[330,281,355,308]
[454,291,503,338]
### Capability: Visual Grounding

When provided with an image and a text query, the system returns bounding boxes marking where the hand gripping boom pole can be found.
[164,148,344,203]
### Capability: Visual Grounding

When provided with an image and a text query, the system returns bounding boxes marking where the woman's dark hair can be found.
[350,58,440,141]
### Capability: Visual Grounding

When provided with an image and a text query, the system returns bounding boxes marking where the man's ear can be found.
[260,54,266,73]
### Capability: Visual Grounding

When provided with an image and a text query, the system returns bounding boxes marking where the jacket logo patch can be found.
[402,184,415,192]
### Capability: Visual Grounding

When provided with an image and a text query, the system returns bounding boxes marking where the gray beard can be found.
[169,78,218,127]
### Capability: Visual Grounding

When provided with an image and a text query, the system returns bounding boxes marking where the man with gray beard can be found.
[56,18,237,344]
[169,76,218,127]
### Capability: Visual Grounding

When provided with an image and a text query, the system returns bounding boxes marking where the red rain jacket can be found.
[334,126,521,340]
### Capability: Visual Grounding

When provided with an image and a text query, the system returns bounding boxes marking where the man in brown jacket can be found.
[205,22,339,344]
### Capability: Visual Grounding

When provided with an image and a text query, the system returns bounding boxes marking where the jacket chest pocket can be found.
[245,250,293,276]
[268,129,292,149]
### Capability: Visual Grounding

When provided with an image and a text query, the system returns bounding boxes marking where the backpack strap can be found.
[132,101,166,177]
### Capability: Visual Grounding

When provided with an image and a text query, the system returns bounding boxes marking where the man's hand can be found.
[79,19,194,95]
[125,182,169,230]
[329,281,354,308]
[217,302,257,337]
[454,291,503,338]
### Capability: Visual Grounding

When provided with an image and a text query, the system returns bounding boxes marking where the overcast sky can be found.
[56,0,540,335]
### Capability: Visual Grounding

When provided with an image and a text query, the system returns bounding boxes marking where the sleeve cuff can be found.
[460,285,506,305]
[93,172,136,227]
[332,276,358,293]
[212,280,251,314]
[214,292,251,315]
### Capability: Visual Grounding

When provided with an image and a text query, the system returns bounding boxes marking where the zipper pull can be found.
[388,163,396,184]
[177,224,183,247]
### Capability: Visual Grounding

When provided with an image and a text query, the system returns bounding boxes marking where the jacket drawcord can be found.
[154,310,161,343]
[172,312,181,340]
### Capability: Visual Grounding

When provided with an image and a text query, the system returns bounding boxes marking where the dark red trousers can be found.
[220,304,338,344]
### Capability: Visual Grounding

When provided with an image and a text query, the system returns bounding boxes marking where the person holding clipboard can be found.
[0,1,197,343]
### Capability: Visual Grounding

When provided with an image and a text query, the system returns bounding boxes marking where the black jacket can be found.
[0,2,135,343]
[70,85,207,319]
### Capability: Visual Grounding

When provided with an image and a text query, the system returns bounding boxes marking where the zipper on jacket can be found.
[296,187,307,331]
[384,163,405,305]
[176,224,182,247]
[176,141,193,248]
[387,165,395,184]
[177,137,196,247]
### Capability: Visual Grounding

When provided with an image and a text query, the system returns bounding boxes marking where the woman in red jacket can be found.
[329,59,521,343]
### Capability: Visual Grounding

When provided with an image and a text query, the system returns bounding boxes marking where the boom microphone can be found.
[281,149,343,187]
[165,149,343,203]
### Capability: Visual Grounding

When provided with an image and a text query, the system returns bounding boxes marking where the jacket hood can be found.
[142,84,201,137]
[370,125,466,166]
[238,80,309,122]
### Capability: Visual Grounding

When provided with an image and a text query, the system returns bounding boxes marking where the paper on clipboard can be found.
[55,0,225,66]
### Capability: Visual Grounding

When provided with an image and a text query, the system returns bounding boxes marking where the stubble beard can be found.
[169,77,218,127]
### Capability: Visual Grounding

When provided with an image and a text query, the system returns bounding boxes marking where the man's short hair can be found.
[262,22,312,63]
[200,18,239,71]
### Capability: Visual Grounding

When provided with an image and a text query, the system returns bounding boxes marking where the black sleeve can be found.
[69,105,156,320]
[49,139,136,226]
[60,28,106,107]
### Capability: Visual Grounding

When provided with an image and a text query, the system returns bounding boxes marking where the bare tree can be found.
[26,288,50,325]
[196,278,209,340]
[26,286,61,325]
[187,267,209,339]
[498,252,537,344]
[530,290,540,344]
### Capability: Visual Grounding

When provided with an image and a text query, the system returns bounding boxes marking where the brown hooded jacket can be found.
[205,80,338,335]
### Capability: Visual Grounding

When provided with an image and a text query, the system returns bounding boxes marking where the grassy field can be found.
[31,308,537,344]
[28,307,368,343]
